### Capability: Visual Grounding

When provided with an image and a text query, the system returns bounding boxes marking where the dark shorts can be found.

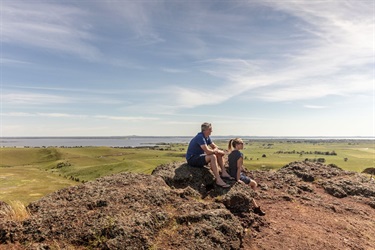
[187,154,207,167]
[240,173,251,184]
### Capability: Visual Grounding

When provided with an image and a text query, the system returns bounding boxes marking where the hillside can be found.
[0,161,374,249]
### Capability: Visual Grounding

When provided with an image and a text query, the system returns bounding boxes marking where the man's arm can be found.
[201,144,217,155]
[209,142,218,150]
[208,143,225,155]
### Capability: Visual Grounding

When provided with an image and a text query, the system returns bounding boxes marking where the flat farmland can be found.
[0,139,373,205]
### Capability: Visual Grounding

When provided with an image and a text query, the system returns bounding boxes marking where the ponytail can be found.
[228,138,244,151]
[228,139,234,151]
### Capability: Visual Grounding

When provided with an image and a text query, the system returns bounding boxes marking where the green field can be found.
[0,140,374,205]
[234,139,375,172]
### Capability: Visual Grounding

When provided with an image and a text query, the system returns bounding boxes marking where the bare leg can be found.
[252,198,258,208]
[216,154,231,177]
[249,181,259,207]
[205,155,227,186]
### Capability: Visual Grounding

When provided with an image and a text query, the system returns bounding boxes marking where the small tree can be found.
[317,158,325,163]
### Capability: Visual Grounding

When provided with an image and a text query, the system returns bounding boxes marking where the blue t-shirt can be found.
[185,132,212,160]
[228,150,243,178]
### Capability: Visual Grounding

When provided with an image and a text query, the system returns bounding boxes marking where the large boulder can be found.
[152,162,216,196]
[152,162,261,228]
[152,162,237,198]
[221,183,256,214]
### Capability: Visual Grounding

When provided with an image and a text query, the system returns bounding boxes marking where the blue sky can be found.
[1,0,374,137]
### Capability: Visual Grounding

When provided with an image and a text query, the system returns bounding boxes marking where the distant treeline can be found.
[275,150,337,156]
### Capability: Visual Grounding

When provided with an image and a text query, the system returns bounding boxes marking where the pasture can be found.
[0,139,374,205]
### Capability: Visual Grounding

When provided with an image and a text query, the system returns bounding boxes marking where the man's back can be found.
[186,132,212,160]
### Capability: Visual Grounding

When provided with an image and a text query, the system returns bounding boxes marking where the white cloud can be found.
[2,88,128,106]
[98,0,165,45]
[168,0,373,107]
[93,115,158,121]
[304,105,326,109]
[2,93,71,105]
[2,2,100,60]
[1,0,372,137]
[1,112,158,122]
[1,112,35,117]
[161,68,188,73]
[37,113,87,118]
[0,58,32,66]
[1,112,86,118]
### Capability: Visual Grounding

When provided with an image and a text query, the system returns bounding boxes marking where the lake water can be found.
[0,136,192,148]
[0,136,373,148]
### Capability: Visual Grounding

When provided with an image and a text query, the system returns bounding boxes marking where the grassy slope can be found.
[0,140,373,205]
[0,146,186,204]
[0,147,76,204]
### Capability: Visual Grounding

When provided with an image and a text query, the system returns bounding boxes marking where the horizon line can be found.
[1,135,374,139]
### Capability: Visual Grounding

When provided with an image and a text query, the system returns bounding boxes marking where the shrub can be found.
[317,158,325,163]
[0,200,30,221]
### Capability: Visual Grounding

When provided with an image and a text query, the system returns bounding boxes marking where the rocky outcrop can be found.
[151,162,217,197]
[258,161,375,200]
[0,168,249,249]
[0,161,374,249]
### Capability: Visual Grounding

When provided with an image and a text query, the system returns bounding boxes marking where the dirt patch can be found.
[246,180,375,249]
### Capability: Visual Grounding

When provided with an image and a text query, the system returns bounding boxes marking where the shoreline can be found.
[0,136,373,149]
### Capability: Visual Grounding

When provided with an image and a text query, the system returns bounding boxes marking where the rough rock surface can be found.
[0,161,375,249]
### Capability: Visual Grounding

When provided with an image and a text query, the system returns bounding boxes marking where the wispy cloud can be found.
[2,93,71,105]
[2,88,130,106]
[5,84,133,96]
[1,112,86,118]
[161,68,188,73]
[2,112,158,122]
[99,0,164,45]
[93,115,158,121]
[164,0,373,109]
[37,113,87,118]
[2,2,100,60]
[1,112,36,117]
[304,105,327,109]
[0,58,32,66]
[1,1,372,137]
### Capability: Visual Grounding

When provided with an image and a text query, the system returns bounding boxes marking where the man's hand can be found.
[214,149,225,156]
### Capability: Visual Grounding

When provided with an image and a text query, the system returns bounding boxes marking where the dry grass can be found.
[0,200,30,221]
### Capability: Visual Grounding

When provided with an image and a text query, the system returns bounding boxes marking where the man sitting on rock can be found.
[186,122,233,188]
